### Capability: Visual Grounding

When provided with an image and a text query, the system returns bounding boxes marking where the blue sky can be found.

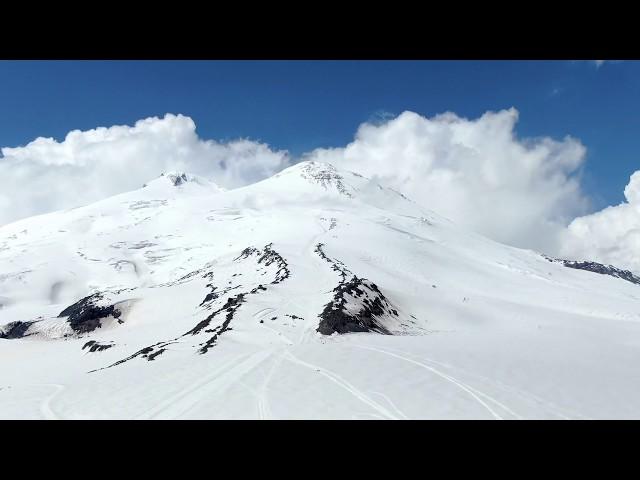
[0,60,637,208]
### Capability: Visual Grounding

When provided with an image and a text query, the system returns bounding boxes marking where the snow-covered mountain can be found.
[2,161,640,419]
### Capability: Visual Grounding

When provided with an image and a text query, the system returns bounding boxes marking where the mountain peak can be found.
[4,156,640,419]
[162,171,190,186]
[271,161,359,198]
[143,171,222,192]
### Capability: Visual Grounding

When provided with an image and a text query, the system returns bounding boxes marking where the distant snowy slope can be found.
[2,161,640,419]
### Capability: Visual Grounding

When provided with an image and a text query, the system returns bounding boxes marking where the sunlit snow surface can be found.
[2,162,640,419]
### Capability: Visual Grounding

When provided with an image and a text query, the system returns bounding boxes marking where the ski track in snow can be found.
[253,306,292,420]
[369,390,409,420]
[377,345,587,420]
[257,348,287,419]
[351,344,509,420]
[39,384,65,420]
[136,350,271,419]
[252,246,331,420]
[283,350,399,420]
[3,161,638,419]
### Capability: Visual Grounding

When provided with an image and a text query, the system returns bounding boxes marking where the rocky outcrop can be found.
[544,255,640,286]
[82,340,115,352]
[58,293,123,334]
[0,320,35,339]
[315,243,399,335]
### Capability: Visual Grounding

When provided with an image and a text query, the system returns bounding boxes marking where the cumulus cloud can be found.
[0,114,290,225]
[560,171,640,272]
[0,109,608,262]
[306,108,590,252]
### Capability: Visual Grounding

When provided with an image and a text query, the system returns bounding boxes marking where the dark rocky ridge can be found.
[257,243,290,284]
[191,243,291,353]
[168,173,189,186]
[90,340,176,372]
[544,255,640,286]
[82,340,114,352]
[318,277,395,335]
[315,243,398,335]
[96,243,292,369]
[0,320,35,339]
[315,242,349,282]
[58,293,123,334]
[191,293,244,354]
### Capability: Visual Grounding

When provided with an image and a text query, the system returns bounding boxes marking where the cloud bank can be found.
[5,109,640,273]
[560,172,640,272]
[0,114,290,225]
[307,109,590,253]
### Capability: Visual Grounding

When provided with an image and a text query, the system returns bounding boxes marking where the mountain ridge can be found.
[3,161,640,419]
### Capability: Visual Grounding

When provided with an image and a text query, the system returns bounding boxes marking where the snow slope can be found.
[2,161,640,419]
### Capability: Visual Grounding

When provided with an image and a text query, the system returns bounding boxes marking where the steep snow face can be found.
[3,161,640,419]
[251,161,435,218]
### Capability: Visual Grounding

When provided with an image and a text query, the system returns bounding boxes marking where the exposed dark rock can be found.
[90,340,175,372]
[318,276,394,335]
[58,293,122,334]
[234,247,259,261]
[315,243,399,335]
[146,349,166,361]
[200,287,220,306]
[82,340,114,352]
[199,285,241,307]
[100,243,292,368]
[186,318,212,336]
[184,292,248,355]
[250,285,267,294]
[0,320,35,339]
[160,172,189,186]
[196,293,245,354]
[189,244,290,353]
[258,243,290,284]
[315,243,350,282]
[544,255,640,286]
[171,173,188,186]
[90,345,155,372]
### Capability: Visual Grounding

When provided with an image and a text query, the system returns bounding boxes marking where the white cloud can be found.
[591,60,625,68]
[306,109,590,253]
[560,171,640,272]
[0,109,602,261]
[0,114,290,226]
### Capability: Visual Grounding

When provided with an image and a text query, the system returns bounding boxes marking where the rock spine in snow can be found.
[315,243,399,335]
